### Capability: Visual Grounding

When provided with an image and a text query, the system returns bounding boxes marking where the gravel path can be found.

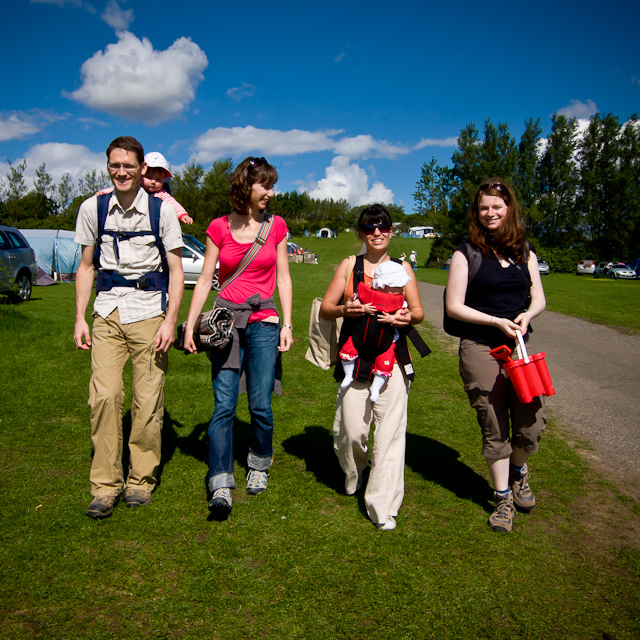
[417,280,640,490]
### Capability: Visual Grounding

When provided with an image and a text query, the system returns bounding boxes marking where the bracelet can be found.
[283,324,293,331]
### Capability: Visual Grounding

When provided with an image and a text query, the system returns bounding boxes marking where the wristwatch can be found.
[283,324,293,331]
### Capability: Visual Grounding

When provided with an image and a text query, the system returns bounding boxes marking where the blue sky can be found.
[2,0,639,213]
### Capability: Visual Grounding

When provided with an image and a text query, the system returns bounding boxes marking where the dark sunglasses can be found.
[249,157,267,168]
[361,222,391,235]
[481,182,509,195]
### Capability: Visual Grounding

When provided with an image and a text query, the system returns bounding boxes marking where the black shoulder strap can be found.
[464,241,483,284]
[352,254,366,289]
[93,193,111,268]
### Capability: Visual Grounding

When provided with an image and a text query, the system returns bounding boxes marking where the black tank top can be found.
[463,256,530,347]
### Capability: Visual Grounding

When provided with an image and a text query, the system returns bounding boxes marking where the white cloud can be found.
[193,126,410,162]
[334,134,409,159]
[193,126,342,162]
[413,137,458,150]
[0,143,107,188]
[67,31,208,125]
[0,110,69,142]
[101,0,133,31]
[335,53,345,62]
[0,113,41,141]
[556,99,598,119]
[303,156,394,206]
[226,83,256,101]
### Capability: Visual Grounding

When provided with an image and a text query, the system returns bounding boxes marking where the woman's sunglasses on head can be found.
[481,182,509,195]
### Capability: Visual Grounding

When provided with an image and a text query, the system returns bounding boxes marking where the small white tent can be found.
[20,229,81,281]
[316,227,336,238]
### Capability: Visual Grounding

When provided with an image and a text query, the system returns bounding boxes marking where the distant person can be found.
[338,260,411,402]
[409,250,418,271]
[182,157,292,515]
[97,152,193,225]
[399,251,406,262]
[74,136,184,519]
[445,179,547,533]
[320,204,426,531]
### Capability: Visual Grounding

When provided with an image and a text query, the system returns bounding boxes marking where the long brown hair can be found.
[229,157,278,214]
[468,178,527,264]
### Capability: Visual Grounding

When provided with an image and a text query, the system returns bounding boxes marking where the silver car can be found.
[576,260,596,275]
[538,260,550,275]
[0,225,39,302]
[606,262,636,280]
[181,235,219,289]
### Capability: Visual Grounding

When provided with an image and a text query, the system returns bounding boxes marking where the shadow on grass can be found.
[281,425,346,494]
[405,432,492,512]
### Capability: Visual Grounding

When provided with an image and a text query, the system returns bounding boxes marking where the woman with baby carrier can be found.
[445,179,547,533]
[320,204,426,531]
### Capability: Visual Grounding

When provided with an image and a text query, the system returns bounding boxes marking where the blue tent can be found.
[20,229,81,282]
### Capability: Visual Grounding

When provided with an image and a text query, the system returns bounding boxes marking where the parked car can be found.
[576,260,595,275]
[605,262,636,280]
[0,225,39,302]
[593,262,612,278]
[287,242,301,254]
[538,260,550,275]
[181,235,219,289]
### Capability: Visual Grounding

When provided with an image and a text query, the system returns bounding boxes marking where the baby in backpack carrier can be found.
[96,152,193,225]
[339,260,412,402]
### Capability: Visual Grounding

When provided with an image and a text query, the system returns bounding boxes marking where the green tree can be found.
[77,169,110,198]
[34,163,54,198]
[55,173,76,211]
[536,114,580,248]
[515,117,543,229]
[577,113,629,258]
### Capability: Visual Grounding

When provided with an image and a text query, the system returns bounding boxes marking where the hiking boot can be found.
[246,469,269,495]
[208,487,232,511]
[86,494,120,519]
[510,463,536,510]
[488,491,516,533]
[125,489,152,508]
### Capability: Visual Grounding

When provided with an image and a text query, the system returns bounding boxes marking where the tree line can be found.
[0,157,404,240]
[414,112,640,271]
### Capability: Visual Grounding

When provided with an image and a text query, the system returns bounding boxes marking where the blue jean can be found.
[207,321,279,491]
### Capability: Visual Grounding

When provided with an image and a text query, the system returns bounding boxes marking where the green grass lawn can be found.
[1,236,639,640]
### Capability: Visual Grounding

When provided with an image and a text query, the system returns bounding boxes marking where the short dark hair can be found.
[229,157,278,213]
[357,204,392,231]
[468,178,527,263]
[106,136,144,165]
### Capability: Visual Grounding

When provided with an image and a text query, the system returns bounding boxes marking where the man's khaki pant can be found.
[88,309,167,498]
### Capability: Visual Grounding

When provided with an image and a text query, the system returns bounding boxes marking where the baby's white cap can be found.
[144,152,172,177]
[372,260,412,289]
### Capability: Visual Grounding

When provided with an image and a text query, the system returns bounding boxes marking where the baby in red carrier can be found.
[339,260,412,402]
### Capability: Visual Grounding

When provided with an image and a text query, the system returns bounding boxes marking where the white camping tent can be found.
[316,227,336,238]
[20,229,81,282]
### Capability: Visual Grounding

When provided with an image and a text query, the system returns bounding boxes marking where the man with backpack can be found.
[74,136,184,519]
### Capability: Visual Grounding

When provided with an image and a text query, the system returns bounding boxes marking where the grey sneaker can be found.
[246,469,269,495]
[488,491,516,532]
[208,487,232,511]
[125,489,152,508]
[510,463,536,510]
[86,494,120,519]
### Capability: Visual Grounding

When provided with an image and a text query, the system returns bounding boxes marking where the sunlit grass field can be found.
[0,233,639,639]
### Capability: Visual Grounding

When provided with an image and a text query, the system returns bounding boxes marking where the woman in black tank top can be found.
[445,179,547,533]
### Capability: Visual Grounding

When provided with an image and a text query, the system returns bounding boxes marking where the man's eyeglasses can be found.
[361,222,391,235]
[249,157,267,168]
[107,163,140,173]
